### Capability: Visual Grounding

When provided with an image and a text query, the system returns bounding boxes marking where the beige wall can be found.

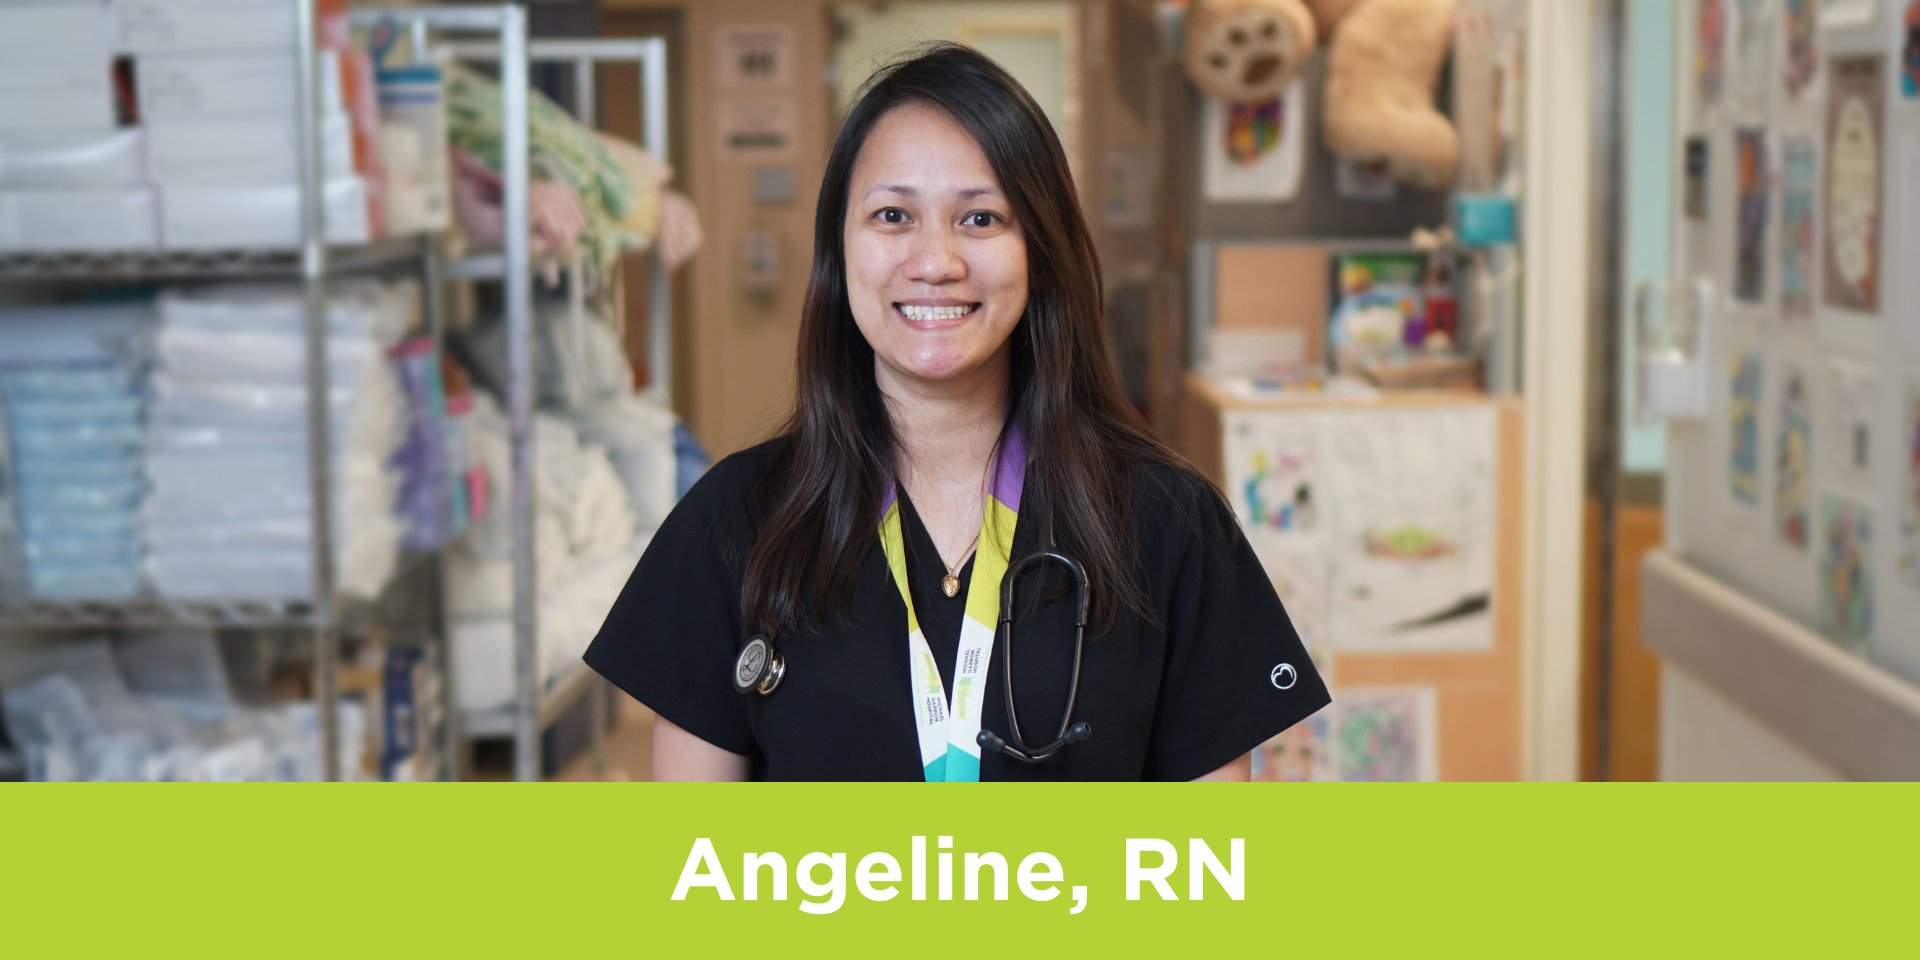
[604,0,833,458]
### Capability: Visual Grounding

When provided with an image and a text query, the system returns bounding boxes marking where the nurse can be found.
[585,43,1327,781]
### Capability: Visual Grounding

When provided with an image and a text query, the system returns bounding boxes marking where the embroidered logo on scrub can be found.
[1270,663,1298,690]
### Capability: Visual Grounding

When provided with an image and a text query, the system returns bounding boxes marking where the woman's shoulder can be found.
[687,435,789,502]
[662,435,791,547]
[1126,455,1235,549]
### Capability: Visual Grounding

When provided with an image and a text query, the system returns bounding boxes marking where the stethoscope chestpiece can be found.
[733,635,785,696]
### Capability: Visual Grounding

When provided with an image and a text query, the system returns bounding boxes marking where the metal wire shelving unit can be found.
[0,3,674,782]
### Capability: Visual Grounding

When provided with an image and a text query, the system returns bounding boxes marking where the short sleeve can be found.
[1143,474,1330,781]
[582,450,762,757]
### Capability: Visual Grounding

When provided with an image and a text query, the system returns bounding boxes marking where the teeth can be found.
[899,304,973,321]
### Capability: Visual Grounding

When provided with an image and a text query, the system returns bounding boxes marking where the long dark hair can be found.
[743,43,1184,638]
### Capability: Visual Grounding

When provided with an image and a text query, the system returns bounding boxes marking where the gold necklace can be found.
[942,531,981,597]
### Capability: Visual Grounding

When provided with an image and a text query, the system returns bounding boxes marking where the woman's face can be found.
[843,103,1028,390]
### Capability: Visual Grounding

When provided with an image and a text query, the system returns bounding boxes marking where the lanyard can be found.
[877,426,1026,782]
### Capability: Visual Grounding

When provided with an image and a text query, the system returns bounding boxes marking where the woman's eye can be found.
[878,208,907,224]
[966,212,999,228]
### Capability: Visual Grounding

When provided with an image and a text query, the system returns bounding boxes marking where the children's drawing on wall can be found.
[1251,709,1332,782]
[1332,687,1437,782]
[1818,494,1875,648]
[1735,128,1770,302]
[1201,77,1307,203]
[1904,1,1919,98]
[1729,348,1764,508]
[1899,379,1920,591]
[1824,356,1878,496]
[1320,407,1496,654]
[1225,413,1331,666]
[1782,0,1820,98]
[1824,55,1884,314]
[1234,428,1318,535]
[1780,136,1816,321]
[1698,0,1727,105]
[1776,367,1812,549]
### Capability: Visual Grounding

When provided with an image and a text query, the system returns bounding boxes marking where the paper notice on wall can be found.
[1818,494,1875,648]
[1776,365,1813,549]
[1201,80,1306,203]
[1319,406,1497,654]
[716,97,796,161]
[714,24,795,88]
[1251,708,1333,782]
[1823,55,1884,314]
[1817,0,1877,27]
[1331,686,1438,782]
[1728,348,1764,507]
[1898,378,1920,592]
[1823,356,1878,496]
[1730,0,1774,110]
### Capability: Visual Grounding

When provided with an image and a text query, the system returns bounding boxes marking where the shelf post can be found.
[499,4,540,783]
[642,36,672,409]
[294,0,340,781]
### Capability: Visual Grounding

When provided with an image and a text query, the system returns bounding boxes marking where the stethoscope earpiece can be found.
[733,635,785,696]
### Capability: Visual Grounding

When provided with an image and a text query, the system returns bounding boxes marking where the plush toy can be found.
[1182,0,1460,191]
[1181,0,1318,104]
[1318,0,1459,191]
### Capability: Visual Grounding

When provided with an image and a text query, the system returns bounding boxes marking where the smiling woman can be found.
[584,44,1328,782]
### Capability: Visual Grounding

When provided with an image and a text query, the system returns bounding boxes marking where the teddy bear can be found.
[1183,0,1461,191]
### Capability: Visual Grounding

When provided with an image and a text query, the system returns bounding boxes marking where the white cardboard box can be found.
[0,189,160,251]
[160,176,369,248]
[148,114,351,185]
[137,49,342,123]
[113,0,298,54]
[0,70,116,132]
[0,129,145,188]
[0,5,112,70]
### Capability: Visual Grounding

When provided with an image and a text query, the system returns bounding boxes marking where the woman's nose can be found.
[904,225,967,284]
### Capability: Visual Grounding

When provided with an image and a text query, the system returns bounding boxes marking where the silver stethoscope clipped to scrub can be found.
[731,550,1093,763]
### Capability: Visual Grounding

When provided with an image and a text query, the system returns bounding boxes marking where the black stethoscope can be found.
[732,549,1093,764]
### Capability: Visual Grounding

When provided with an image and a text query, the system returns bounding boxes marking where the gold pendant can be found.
[942,574,960,597]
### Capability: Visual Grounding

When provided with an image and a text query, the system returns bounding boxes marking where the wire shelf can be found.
[0,238,426,283]
[0,597,315,630]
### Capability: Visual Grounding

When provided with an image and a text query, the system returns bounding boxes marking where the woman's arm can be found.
[653,716,752,781]
[1190,752,1252,782]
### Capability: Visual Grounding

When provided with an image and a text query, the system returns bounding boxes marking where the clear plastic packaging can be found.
[0,129,146,189]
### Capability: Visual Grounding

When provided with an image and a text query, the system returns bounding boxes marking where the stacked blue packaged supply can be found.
[0,305,150,599]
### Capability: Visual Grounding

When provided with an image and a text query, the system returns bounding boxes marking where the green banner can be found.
[3,785,1909,955]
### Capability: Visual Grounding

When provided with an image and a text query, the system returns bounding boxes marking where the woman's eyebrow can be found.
[865,184,1001,200]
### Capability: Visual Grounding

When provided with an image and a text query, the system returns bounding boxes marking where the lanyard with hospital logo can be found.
[877,426,1025,782]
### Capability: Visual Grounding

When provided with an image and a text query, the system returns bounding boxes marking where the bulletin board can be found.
[1662,0,1920,687]
[1180,375,1526,781]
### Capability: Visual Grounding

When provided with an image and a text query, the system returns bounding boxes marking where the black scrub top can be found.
[584,438,1329,781]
